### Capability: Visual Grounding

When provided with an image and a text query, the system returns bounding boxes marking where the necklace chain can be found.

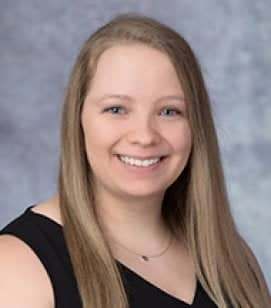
[109,232,173,262]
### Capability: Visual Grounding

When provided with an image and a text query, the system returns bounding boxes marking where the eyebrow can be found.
[96,94,186,104]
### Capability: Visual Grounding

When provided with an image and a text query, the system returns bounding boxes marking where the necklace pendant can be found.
[141,255,149,261]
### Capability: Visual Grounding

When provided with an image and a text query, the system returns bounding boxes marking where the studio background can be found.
[0,1,270,288]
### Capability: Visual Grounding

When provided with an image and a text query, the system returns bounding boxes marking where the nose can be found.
[126,117,162,146]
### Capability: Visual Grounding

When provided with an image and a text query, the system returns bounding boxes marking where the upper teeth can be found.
[119,155,161,167]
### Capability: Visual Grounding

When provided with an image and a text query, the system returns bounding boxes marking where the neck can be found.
[94,188,171,254]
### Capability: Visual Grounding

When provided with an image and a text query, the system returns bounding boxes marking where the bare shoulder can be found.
[0,234,54,308]
[241,237,271,306]
[32,195,63,226]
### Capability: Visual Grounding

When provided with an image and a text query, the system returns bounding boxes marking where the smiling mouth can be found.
[116,154,167,168]
[115,154,167,160]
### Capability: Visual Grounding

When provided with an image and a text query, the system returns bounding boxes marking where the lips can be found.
[115,154,167,174]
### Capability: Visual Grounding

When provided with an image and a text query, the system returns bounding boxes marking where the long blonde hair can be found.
[58,13,267,308]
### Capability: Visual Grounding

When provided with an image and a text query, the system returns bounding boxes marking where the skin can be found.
[81,44,192,251]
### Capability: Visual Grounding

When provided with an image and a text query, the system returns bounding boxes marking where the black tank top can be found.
[0,206,218,307]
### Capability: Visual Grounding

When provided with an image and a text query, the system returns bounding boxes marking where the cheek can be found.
[182,127,192,150]
[164,122,192,152]
[82,119,120,157]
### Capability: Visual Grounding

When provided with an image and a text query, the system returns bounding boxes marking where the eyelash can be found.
[103,106,182,116]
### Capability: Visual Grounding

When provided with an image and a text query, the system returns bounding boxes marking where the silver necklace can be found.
[110,233,173,262]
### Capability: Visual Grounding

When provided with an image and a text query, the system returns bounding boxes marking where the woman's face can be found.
[81,44,192,201]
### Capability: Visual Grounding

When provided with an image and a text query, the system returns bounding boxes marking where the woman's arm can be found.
[0,235,54,308]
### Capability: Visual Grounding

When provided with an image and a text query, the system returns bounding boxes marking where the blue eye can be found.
[160,108,181,116]
[104,106,126,114]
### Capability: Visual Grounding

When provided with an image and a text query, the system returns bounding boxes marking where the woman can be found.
[0,13,270,308]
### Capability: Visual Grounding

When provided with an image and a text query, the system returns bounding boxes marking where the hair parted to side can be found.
[58,13,267,308]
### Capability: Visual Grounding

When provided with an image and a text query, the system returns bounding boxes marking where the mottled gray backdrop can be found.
[0,1,270,288]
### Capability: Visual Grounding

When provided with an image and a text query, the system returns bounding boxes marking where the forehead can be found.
[88,44,184,97]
